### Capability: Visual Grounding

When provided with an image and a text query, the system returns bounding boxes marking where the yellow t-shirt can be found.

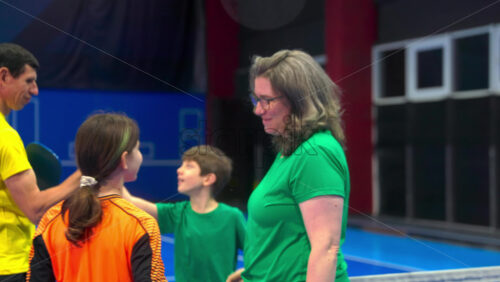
[0,112,35,275]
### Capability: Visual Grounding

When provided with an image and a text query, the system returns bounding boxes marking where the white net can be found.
[350,266,500,282]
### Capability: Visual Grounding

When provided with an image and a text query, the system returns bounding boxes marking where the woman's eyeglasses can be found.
[250,95,284,110]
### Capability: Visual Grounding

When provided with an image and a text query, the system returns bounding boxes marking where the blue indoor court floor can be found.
[160,227,500,281]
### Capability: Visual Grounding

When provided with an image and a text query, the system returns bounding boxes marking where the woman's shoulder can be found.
[299,131,344,156]
[309,130,341,146]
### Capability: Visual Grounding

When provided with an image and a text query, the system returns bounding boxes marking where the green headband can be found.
[112,127,131,164]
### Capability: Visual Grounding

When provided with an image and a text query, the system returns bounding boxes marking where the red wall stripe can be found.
[325,0,376,214]
[205,0,240,143]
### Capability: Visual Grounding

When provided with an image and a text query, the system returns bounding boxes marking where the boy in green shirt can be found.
[122,145,246,282]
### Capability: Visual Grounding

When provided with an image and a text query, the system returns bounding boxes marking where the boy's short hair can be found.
[182,145,232,196]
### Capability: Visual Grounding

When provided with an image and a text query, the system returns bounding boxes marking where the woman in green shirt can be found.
[228,50,350,282]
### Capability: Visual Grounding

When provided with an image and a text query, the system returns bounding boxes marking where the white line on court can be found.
[161,235,175,244]
[343,254,422,272]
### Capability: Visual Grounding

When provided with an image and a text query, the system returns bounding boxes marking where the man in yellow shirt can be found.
[0,43,81,281]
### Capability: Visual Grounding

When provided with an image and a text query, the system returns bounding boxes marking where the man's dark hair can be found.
[0,43,39,78]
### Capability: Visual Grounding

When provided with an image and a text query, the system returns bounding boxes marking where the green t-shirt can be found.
[156,201,246,282]
[242,131,350,282]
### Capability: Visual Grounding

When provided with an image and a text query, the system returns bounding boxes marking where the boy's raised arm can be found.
[122,186,159,219]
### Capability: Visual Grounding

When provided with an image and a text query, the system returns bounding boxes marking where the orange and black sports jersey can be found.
[27,195,167,282]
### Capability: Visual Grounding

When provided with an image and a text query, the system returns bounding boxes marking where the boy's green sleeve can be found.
[156,202,181,234]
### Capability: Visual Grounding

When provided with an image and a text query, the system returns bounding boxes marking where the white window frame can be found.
[372,40,409,105]
[491,24,500,94]
[451,25,493,99]
[407,34,452,102]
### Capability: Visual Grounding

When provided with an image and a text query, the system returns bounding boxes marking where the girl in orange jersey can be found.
[27,113,166,282]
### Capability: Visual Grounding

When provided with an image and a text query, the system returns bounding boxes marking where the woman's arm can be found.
[299,195,344,282]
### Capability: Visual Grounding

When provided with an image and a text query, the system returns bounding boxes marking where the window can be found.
[454,34,489,91]
[373,25,498,100]
[373,41,408,104]
[407,35,451,101]
[452,26,492,97]
[417,48,443,88]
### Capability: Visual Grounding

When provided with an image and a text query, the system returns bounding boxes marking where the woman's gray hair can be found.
[249,49,345,155]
